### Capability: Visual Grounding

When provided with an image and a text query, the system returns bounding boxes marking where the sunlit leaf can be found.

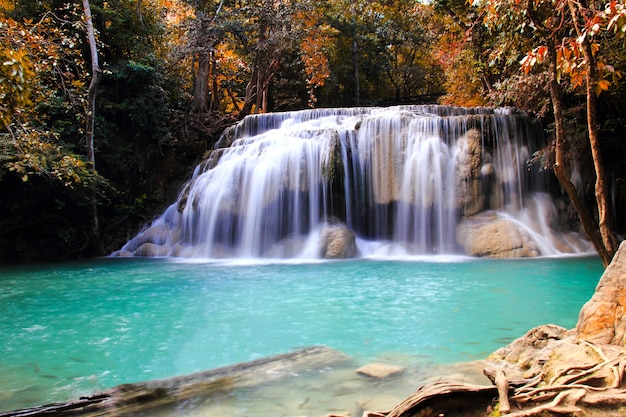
[598,79,611,90]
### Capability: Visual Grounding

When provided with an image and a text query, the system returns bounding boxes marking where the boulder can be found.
[576,240,626,347]
[319,225,357,259]
[356,363,406,379]
[456,212,539,258]
[485,324,576,381]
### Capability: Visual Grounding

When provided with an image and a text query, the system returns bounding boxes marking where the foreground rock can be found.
[483,325,626,416]
[485,324,574,382]
[576,240,626,347]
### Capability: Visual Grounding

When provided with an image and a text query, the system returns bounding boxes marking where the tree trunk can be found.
[582,40,618,264]
[261,87,268,113]
[239,18,279,117]
[239,63,258,118]
[193,52,210,113]
[191,0,224,114]
[254,64,263,113]
[136,0,145,30]
[82,0,101,253]
[546,38,612,266]
[226,87,241,113]
[258,55,280,113]
[351,22,360,105]
[209,51,219,113]
[567,0,618,265]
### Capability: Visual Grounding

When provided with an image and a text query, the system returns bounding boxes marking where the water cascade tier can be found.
[114,105,591,259]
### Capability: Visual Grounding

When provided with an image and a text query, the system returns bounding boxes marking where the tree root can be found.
[499,343,626,416]
[375,341,626,417]
[496,367,511,413]
[382,381,497,417]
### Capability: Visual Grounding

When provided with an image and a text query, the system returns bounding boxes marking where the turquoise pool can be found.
[0,256,603,413]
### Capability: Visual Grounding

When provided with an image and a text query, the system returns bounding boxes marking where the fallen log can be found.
[0,346,349,417]
[0,394,111,417]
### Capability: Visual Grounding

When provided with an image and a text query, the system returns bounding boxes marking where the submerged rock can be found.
[456,212,539,258]
[356,363,406,379]
[576,240,626,347]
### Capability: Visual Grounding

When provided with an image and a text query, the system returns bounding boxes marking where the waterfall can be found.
[114,105,591,259]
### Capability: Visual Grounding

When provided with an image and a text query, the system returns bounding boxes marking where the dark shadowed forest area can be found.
[1,0,625,264]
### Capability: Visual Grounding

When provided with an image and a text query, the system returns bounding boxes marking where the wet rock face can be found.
[576,241,626,347]
[133,242,171,257]
[319,224,357,259]
[113,221,179,257]
[456,212,539,258]
[455,129,483,217]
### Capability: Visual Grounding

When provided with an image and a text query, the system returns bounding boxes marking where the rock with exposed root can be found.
[365,328,626,417]
[576,240,626,347]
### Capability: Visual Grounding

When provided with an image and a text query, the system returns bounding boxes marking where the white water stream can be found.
[116,105,591,259]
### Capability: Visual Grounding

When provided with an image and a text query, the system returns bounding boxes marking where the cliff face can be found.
[576,240,626,346]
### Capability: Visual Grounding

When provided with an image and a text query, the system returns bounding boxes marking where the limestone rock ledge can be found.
[485,324,583,382]
[576,240,626,347]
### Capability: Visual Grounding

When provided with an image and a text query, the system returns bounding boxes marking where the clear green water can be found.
[0,256,603,413]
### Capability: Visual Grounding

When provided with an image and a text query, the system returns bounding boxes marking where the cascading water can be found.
[114,105,591,259]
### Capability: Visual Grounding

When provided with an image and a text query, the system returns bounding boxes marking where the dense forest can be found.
[1,0,625,263]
